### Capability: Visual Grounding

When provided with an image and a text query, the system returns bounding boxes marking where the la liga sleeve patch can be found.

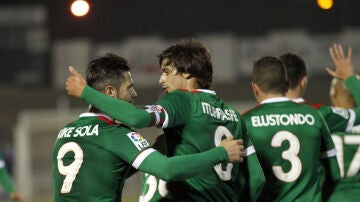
[126,132,150,151]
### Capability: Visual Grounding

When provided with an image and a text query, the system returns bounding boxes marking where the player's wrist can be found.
[81,85,92,99]
[215,146,228,162]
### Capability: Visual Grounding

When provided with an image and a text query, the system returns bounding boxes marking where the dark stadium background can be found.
[0,1,359,201]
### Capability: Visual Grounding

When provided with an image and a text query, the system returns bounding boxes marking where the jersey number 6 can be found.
[214,126,233,181]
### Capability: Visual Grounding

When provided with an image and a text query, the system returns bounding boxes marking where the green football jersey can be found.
[293,75,360,133]
[139,173,171,202]
[80,87,265,202]
[140,89,264,202]
[242,97,340,202]
[152,89,262,201]
[52,112,151,202]
[329,124,360,202]
[53,112,231,202]
[0,150,15,194]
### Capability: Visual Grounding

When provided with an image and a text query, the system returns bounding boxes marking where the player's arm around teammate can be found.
[137,136,244,181]
[237,119,266,202]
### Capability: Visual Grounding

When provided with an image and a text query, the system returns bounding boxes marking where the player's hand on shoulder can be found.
[66,66,87,97]
[220,136,244,163]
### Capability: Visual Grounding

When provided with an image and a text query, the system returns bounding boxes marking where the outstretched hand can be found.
[66,66,87,98]
[220,136,244,163]
[325,43,354,80]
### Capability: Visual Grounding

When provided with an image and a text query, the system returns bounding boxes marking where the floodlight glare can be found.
[317,0,334,10]
[71,0,90,17]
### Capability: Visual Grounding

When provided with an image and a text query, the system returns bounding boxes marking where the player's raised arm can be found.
[325,43,360,129]
[326,43,354,80]
[66,66,87,98]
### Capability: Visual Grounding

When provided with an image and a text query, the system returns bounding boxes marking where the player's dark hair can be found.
[252,56,289,94]
[86,53,130,91]
[279,52,307,89]
[158,38,213,89]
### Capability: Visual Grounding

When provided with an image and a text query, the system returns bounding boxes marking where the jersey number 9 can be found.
[57,142,84,193]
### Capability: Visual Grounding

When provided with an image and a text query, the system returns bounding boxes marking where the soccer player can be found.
[328,77,360,202]
[0,150,22,201]
[242,56,340,201]
[280,43,360,133]
[52,53,244,202]
[65,39,265,201]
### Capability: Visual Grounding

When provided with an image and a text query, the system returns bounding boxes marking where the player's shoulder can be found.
[97,119,135,136]
[319,105,352,119]
[302,100,325,109]
[294,101,325,116]
[111,122,135,133]
[242,103,262,116]
[162,89,190,99]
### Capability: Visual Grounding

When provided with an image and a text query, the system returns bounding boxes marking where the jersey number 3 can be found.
[271,131,302,182]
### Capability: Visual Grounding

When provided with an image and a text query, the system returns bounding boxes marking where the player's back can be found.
[330,124,360,202]
[52,113,132,202]
[160,90,245,201]
[242,99,330,202]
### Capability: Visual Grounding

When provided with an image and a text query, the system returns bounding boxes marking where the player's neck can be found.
[185,79,199,90]
[88,107,108,116]
[258,92,286,103]
[286,88,303,99]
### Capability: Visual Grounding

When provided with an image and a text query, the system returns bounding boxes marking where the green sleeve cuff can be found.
[345,75,360,105]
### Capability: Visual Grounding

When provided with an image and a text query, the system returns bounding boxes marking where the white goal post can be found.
[13,108,82,201]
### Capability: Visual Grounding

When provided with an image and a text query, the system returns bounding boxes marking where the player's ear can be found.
[182,72,191,79]
[332,86,338,98]
[104,86,117,98]
[251,82,259,96]
[300,76,308,88]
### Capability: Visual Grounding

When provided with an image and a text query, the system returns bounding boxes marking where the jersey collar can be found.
[192,89,216,95]
[292,97,305,103]
[261,97,290,104]
[79,112,114,122]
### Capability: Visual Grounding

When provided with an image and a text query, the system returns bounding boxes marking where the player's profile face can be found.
[159,58,187,93]
[117,71,137,103]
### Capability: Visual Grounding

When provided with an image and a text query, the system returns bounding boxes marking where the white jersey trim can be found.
[292,97,305,103]
[132,148,156,169]
[321,148,337,158]
[244,145,255,157]
[261,97,290,104]
[345,109,356,132]
[79,112,113,122]
[162,107,169,128]
[196,89,217,95]
[0,160,5,168]
[144,105,169,128]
